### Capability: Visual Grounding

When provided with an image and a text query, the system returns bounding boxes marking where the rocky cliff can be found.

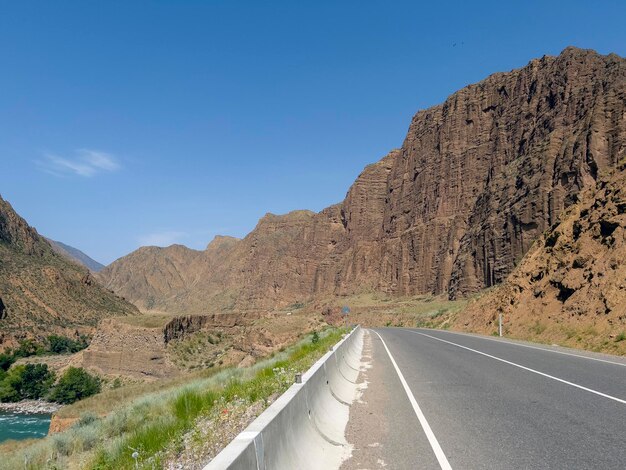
[99,47,626,313]
[456,160,626,354]
[0,195,139,348]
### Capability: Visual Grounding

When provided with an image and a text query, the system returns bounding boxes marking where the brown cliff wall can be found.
[380,47,626,298]
[455,161,626,354]
[100,47,626,312]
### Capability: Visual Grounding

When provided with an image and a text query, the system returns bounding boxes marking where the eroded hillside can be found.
[0,195,139,348]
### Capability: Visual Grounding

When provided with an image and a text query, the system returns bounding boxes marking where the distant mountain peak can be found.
[46,239,105,272]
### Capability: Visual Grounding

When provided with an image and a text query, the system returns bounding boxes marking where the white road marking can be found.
[420,329,626,368]
[371,330,453,470]
[412,331,626,405]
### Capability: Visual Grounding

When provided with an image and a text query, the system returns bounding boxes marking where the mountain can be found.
[47,239,105,272]
[0,195,139,348]
[456,159,626,353]
[99,47,626,313]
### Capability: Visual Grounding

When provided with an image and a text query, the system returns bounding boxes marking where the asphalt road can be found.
[346,328,626,470]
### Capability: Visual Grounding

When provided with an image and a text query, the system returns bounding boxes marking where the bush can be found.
[0,336,89,372]
[77,411,99,427]
[13,339,44,358]
[47,335,88,354]
[311,331,320,344]
[49,367,101,404]
[0,364,55,402]
[0,377,19,402]
[0,351,15,371]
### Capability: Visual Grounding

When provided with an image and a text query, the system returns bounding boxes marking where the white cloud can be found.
[38,149,120,177]
[138,231,187,247]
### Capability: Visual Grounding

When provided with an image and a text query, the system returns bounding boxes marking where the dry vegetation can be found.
[308,292,467,329]
[0,328,345,469]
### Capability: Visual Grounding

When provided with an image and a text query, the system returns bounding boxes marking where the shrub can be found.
[52,433,73,456]
[311,331,320,344]
[13,339,44,358]
[0,377,19,402]
[0,364,55,402]
[48,335,88,354]
[0,351,15,371]
[50,367,101,404]
[77,411,99,427]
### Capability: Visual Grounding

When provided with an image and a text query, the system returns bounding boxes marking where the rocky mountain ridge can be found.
[99,47,626,314]
[0,195,139,348]
[47,238,105,272]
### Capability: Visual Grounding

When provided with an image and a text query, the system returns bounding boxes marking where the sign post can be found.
[342,306,350,328]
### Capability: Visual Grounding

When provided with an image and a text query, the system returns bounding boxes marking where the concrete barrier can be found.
[205,327,364,470]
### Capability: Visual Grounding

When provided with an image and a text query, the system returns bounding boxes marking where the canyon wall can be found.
[100,47,626,312]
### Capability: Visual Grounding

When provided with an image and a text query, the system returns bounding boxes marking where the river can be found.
[0,411,51,443]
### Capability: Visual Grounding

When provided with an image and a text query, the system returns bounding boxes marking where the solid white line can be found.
[419,329,626,368]
[412,331,626,405]
[371,330,453,470]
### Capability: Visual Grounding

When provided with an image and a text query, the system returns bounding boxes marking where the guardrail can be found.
[205,326,364,470]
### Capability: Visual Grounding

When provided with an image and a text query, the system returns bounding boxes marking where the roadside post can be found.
[342,306,350,328]
[499,313,503,337]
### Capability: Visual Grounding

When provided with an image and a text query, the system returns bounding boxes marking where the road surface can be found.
[342,328,626,470]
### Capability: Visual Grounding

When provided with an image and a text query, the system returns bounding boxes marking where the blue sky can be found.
[2,1,625,264]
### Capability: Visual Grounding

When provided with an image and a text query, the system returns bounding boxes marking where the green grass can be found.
[1,327,345,470]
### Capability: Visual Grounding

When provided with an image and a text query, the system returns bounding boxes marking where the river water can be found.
[0,411,51,443]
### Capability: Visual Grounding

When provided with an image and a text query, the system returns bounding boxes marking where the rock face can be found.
[97,244,204,311]
[456,162,626,353]
[81,318,179,379]
[99,47,626,313]
[0,195,139,348]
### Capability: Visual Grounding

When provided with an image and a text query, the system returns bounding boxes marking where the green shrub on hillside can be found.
[49,367,101,404]
[0,335,89,375]
[0,352,15,371]
[13,339,45,358]
[47,335,89,354]
[0,363,55,402]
